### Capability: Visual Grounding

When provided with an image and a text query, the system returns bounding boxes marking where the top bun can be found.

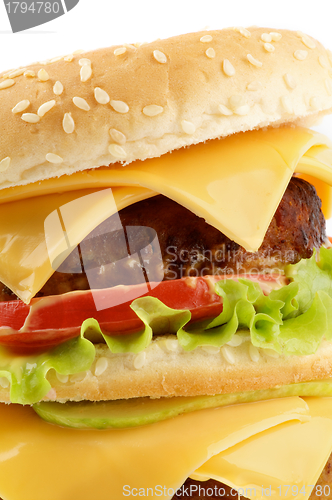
[1,27,332,190]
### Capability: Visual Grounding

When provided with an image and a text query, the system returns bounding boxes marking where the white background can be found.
[1,0,332,232]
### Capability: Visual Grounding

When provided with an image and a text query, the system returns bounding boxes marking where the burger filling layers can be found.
[0,177,327,301]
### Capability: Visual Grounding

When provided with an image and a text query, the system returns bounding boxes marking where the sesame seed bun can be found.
[1,27,332,190]
[1,335,332,403]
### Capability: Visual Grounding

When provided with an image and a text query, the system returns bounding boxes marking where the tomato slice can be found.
[0,274,286,351]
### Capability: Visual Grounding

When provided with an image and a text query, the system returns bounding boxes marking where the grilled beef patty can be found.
[0,177,326,301]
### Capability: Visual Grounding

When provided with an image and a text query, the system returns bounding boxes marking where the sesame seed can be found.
[223,59,235,76]
[0,79,15,89]
[294,50,308,61]
[264,348,280,359]
[110,100,129,114]
[226,334,243,347]
[261,33,272,43]
[165,338,178,351]
[70,372,86,383]
[142,104,163,116]
[94,357,108,376]
[109,128,126,144]
[80,65,92,82]
[24,70,35,77]
[53,81,64,95]
[63,113,75,134]
[73,49,85,55]
[21,113,40,123]
[46,153,63,164]
[38,69,50,81]
[247,81,262,91]
[78,58,91,66]
[114,47,127,56]
[229,94,246,109]
[310,96,319,110]
[218,104,233,116]
[264,43,275,53]
[109,144,127,159]
[247,54,263,68]
[12,100,30,113]
[284,73,297,89]
[50,56,63,63]
[201,345,220,354]
[0,377,9,388]
[270,32,282,42]
[319,55,329,69]
[94,87,110,104]
[56,373,69,384]
[296,31,306,38]
[64,54,74,62]
[205,48,215,59]
[234,104,250,115]
[325,78,332,96]
[221,345,235,364]
[249,344,260,362]
[39,60,51,65]
[73,96,90,111]
[8,68,27,78]
[37,100,56,117]
[0,157,10,173]
[301,35,316,49]
[200,34,213,43]
[181,120,196,134]
[281,95,293,114]
[153,49,167,64]
[133,351,146,370]
[233,27,251,38]
[123,43,136,50]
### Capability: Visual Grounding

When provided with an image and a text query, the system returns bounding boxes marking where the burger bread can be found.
[1,26,332,500]
[1,28,332,188]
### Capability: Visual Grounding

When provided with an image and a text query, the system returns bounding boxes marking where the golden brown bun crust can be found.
[1,27,332,189]
[1,336,332,403]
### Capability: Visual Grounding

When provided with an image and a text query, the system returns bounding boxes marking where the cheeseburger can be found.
[1,26,332,500]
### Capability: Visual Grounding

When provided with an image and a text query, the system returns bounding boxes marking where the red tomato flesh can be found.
[0,274,286,351]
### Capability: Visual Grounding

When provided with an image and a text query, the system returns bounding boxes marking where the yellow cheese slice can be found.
[296,146,332,219]
[0,186,155,303]
[1,126,332,303]
[106,127,332,252]
[0,397,310,500]
[194,397,332,500]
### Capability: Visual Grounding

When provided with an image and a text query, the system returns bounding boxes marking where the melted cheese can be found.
[1,127,332,303]
[194,398,332,500]
[0,186,155,303]
[0,397,312,500]
[296,146,332,219]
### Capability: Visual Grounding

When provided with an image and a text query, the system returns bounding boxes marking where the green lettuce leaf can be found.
[178,279,264,351]
[3,247,332,405]
[81,298,191,354]
[0,330,95,405]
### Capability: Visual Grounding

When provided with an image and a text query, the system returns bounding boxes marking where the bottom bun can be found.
[1,334,332,403]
